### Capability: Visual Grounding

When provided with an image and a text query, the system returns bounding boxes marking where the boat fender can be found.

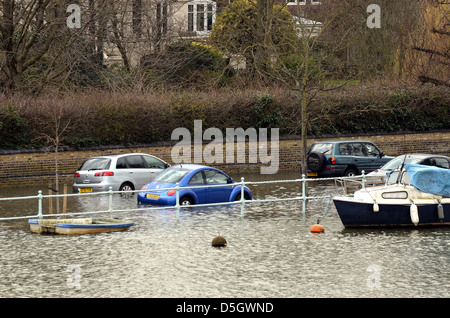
[410,203,419,226]
[437,204,444,222]
[373,202,379,213]
[310,223,325,233]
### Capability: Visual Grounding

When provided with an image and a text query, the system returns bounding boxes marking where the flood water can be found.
[0,170,448,298]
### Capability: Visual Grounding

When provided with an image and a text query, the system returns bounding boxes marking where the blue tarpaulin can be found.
[404,164,450,197]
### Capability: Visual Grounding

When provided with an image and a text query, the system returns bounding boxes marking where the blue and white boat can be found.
[29,218,134,235]
[333,164,450,228]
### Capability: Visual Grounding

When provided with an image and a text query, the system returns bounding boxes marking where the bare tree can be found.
[0,0,106,93]
[411,0,449,87]
[258,1,362,175]
[27,95,90,212]
[210,0,298,80]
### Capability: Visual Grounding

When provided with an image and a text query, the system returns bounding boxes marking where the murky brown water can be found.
[0,171,448,298]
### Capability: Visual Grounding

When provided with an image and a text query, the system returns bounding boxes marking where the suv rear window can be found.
[309,143,333,154]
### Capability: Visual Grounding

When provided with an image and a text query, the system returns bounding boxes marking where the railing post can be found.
[175,183,180,219]
[108,186,113,219]
[361,170,366,189]
[302,174,306,217]
[37,190,43,219]
[240,177,245,217]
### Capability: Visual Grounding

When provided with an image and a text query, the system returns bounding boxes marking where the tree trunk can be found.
[300,41,310,176]
[301,84,308,176]
[254,0,273,76]
[55,134,60,214]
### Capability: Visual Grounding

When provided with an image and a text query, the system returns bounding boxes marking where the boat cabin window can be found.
[386,171,411,185]
[386,171,399,185]
[400,172,411,185]
[382,191,408,199]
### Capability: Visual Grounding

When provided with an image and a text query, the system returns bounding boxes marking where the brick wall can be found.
[0,131,449,188]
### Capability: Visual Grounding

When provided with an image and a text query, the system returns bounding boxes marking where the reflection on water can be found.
[0,171,448,298]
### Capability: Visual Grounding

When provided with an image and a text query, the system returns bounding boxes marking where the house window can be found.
[207,3,214,30]
[197,4,205,31]
[132,0,142,35]
[188,5,194,31]
[157,1,168,36]
[287,0,306,5]
[287,0,321,5]
[187,1,216,33]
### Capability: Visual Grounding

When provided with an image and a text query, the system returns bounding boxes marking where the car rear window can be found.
[309,143,333,154]
[381,157,418,170]
[154,169,190,183]
[79,158,111,171]
[434,158,450,169]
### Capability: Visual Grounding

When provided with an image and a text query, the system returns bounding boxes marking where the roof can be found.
[395,153,450,159]
[312,140,372,144]
[89,153,157,158]
[169,164,212,171]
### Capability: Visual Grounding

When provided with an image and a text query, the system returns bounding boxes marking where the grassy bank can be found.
[0,84,448,150]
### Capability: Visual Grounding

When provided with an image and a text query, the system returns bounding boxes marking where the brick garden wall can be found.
[0,131,449,188]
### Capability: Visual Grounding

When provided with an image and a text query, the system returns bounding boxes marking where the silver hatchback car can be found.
[73,153,170,193]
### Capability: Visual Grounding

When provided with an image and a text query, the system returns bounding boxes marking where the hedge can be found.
[0,84,448,150]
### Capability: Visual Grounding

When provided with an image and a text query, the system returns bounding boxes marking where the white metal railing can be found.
[0,172,375,222]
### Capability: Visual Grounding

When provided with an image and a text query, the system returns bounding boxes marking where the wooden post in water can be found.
[48,185,53,214]
[63,184,67,217]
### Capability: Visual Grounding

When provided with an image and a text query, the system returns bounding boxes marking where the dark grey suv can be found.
[306,140,394,177]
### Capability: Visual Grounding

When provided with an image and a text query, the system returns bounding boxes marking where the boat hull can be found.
[29,219,134,235]
[333,198,450,228]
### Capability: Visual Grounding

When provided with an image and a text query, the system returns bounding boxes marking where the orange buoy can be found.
[310,224,325,233]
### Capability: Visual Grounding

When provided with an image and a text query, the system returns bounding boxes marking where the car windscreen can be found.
[79,158,111,171]
[381,157,419,170]
[154,169,191,183]
[309,143,333,154]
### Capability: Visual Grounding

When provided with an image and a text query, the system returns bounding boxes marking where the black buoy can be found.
[212,234,227,247]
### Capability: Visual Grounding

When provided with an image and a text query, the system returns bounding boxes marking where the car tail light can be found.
[330,157,336,165]
[74,173,80,178]
[94,171,114,177]
[167,190,176,196]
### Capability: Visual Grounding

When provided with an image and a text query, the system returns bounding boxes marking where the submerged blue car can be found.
[137,164,252,206]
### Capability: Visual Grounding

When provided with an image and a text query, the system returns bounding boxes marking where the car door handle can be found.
[129,171,133,174]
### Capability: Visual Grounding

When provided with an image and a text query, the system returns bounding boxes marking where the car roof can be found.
[312,140,372,144]
[168,164,214,171]
[87,153,158,159]
[395,153,450,159]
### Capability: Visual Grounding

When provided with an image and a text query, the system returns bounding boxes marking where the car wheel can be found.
[344,169,357,177]
[307,151,326,172]
[234,193,250,201]
[180,196,194,206]
[119,182,134,192]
